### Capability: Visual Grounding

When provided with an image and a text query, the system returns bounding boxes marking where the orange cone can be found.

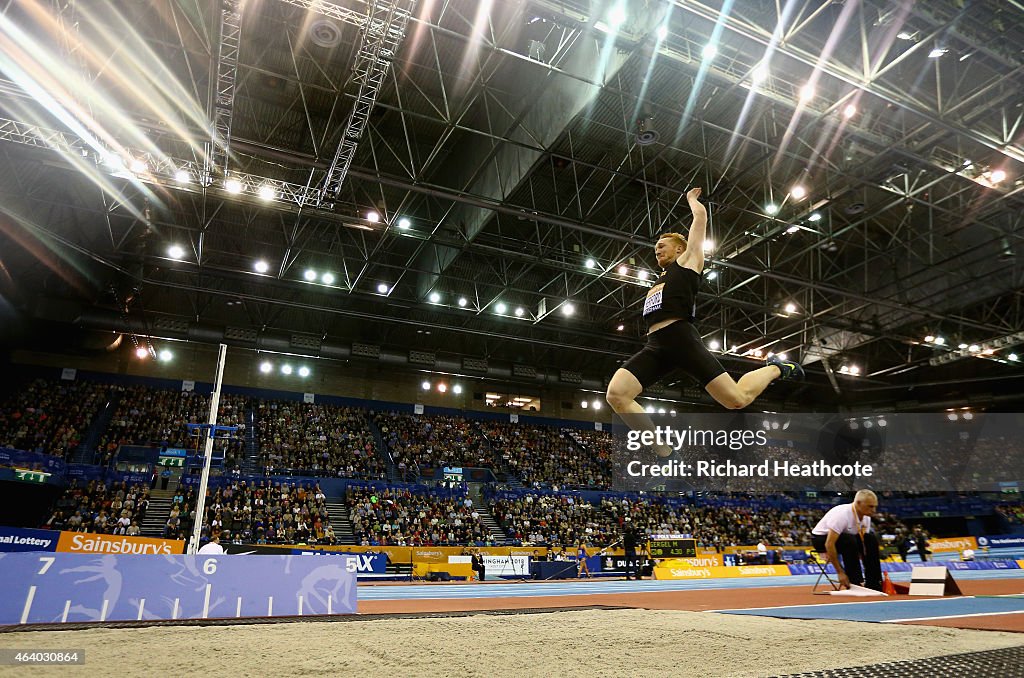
[883,572,897,596]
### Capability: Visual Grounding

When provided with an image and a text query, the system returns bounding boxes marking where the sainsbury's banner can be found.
[927,537,977,553]
[658,555,724,568]
[56,532,185,555]
[0,526,59,552]
[654,564,791,580]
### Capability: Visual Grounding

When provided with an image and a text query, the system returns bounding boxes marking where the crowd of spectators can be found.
[168,480,335,545]
[0,379,109,458]
[347,485,492,546]
[374,413,493,480]
[489,492,615,546]
[213,395,248,470]
[482,422,612,489]
[256,401,383,479]
[97,386,228,465]
[488,490,916,550]
[41,480,149,535]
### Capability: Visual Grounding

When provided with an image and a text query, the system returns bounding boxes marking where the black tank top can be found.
[642,263,700,327]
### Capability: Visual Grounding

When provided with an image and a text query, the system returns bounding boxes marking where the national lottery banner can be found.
[0,527,60,552]
[611,412,1024,492]
[979,536,1024,549]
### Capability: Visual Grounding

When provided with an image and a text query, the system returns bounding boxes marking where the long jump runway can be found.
[359,570,1024,632]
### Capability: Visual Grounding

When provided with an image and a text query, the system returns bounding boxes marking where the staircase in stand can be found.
[239,405,261,475]
[367,416,403,482]
[140,493,173,538]
[468,482,510,544]
[69,388,121,465]
[325,499,356,544]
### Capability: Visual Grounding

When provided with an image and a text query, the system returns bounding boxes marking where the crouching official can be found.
[810,489,882,591]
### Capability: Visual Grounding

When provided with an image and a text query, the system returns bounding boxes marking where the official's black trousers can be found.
[624,548,638,580]
[812,532,882,591]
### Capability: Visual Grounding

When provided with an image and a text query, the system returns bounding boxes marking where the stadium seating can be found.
[257,401,383,479]
[0,379,108,458]
[346,485,491,546]
[175,480,333,545]
[41,479,149,535]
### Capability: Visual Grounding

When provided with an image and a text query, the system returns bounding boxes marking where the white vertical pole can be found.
[188,343,228,554]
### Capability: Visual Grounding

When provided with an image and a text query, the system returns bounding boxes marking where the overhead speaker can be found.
[636,117,659,146]
[309,19,342,48]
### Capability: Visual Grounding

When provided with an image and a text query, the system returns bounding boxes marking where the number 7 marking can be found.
[38,556,55,575]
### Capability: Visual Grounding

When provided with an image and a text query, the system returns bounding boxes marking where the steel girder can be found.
[207,0,244,180]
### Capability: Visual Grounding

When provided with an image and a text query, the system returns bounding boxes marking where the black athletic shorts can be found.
[621,321,726,389]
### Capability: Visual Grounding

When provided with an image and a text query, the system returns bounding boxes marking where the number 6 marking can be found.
[203,559,217,574]
[38,556,55,575]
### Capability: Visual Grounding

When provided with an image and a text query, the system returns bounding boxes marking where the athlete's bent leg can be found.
[704,366,782,410]
[606,368,672,457]
[605,368,646,415]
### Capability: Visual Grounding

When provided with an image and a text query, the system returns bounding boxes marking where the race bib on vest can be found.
[643,283,664,316]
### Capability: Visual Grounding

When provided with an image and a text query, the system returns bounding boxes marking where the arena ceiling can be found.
[0,0,1022,411]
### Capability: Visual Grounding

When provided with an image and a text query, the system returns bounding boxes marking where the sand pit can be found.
[1,608,1022,677]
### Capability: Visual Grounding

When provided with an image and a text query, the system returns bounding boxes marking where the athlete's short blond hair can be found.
[658,232,687,252]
